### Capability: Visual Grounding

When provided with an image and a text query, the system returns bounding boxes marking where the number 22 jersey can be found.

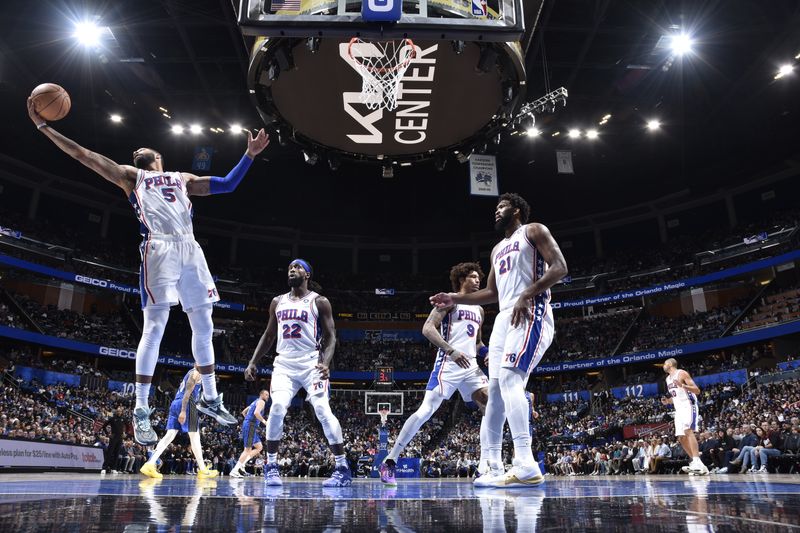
[275,291,320,358]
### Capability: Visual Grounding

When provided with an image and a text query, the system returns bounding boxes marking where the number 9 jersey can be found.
[275,291,320,358]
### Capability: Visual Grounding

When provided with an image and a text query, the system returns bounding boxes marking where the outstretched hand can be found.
[246,129,269,158]
[429,292,454,309]
[27,97,44,127]
[244,363,258,381]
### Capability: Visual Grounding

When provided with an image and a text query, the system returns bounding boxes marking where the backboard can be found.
[236,0,527,41]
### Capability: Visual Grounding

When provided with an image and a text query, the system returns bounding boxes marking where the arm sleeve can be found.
[208,153,254,194]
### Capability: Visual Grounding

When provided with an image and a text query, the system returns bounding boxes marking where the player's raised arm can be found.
[28,98,137,195]
[184,129,269,196]
[510,223,568,326]
[245,297,280,381]
[422,306,470,369]
[315,296,337,380]
[430,264,498,308]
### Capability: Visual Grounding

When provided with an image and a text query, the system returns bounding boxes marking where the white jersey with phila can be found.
[492,224,551,312]
[275,291,320,358]
[129,169,193,237]
[440,304,482,359]
[666,370,697,409]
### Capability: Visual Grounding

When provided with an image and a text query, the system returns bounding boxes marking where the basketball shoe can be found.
[380,459,397,486]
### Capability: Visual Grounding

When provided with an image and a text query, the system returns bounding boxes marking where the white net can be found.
[347,38,416,111]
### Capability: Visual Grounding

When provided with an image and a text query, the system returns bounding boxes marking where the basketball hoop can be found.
[347,38,416,111]
[379,407,390,427]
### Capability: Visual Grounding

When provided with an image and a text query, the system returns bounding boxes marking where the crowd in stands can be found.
[738,287,800,332]
[2,338,799,477]
[2,205,798,313]
[550,309,638,361]
[624,304,744,353]
[2,291,138,348]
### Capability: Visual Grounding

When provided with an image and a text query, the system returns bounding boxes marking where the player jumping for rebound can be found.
[380,262,489,486]
[661,358,709,475]
[27,99,269,445]
[140,367,217,478]
[230,389,270,477]
[430,193,567,487]
[245,260,352,487]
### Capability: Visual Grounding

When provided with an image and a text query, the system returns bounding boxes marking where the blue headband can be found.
[290,259,313,275]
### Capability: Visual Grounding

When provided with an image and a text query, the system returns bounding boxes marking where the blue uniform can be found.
[241,398,267,448]
[166,370,202,433]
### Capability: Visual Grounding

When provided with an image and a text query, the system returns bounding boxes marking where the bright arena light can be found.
[775,64,793,79]
[647,120,661,131]
[568,129,581,139]
[526,127,541,137]
[670,33,694,56]
[586,129,599,140]
[189,124,202,135]
[229,124,243,134]
[109,114,122,123]
[73,21,103,48]
[171,125,184,135]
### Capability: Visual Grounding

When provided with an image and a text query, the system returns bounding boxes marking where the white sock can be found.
[233,462,243,472]
[483,378,506,470]
[135,383,151,410]
[199,372,218,402]
[334,454,347,468]
[499,369,535,465]
[267,453,278,465]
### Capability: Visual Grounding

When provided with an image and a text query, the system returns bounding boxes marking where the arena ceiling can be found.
[0,0,798,238]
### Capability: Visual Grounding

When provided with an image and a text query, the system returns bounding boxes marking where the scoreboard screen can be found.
[375,366,394,390]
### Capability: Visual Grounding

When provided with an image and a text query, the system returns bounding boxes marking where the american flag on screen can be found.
[271,0,301,11]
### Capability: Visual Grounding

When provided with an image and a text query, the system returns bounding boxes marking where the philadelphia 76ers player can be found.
[245,259,352,487]
[430,192,568,488]
[379,262,489,486]
[28,98,269,445]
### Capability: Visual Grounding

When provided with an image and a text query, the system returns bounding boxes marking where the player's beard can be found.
[287,276,304,288]
[494,211,513,232]
[133,152,156,169]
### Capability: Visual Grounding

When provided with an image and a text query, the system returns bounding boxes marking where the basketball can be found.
[30,83,71,121]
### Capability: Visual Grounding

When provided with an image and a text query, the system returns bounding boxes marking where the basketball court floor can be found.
[0,473,798,531]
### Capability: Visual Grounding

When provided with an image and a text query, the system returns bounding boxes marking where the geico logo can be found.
[75,275,109,287]
[99,346,136,359]
[368,0,394,12]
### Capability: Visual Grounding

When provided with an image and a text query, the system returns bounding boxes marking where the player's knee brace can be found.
[310,397,343,445]
[136,306,169,375]
[187,305,215,366]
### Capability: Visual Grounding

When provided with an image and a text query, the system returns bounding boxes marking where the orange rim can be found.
[347,38,416,74]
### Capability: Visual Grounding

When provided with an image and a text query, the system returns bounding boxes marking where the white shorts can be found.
[488,302,554,378]
[674,404,699,436]
[138,235,220,311]
[426,357,488,401]
[270,352,328,399]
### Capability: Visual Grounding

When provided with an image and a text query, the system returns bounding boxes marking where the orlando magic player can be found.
[230,389,270,477]
[28,99,269,444]
[245,260,352,487]
[431,193,567,487]
[661,358,708,475]
[380,262,489,486]
[140,367,217,478]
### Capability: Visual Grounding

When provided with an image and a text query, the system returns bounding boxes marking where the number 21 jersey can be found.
[493,224,550,312]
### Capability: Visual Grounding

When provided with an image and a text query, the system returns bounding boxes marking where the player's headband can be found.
[290,259,313,275]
